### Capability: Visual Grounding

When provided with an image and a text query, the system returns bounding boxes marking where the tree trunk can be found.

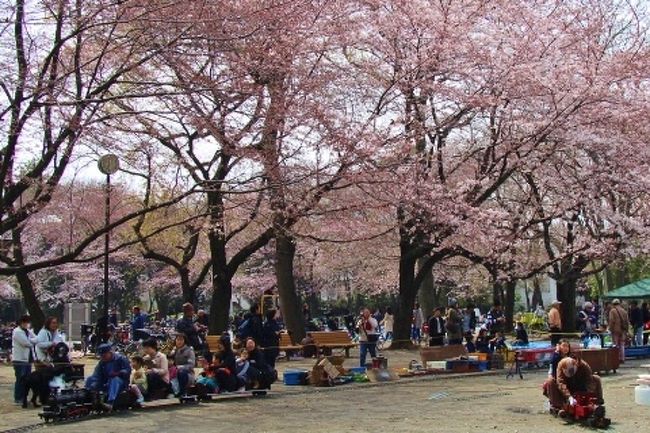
[12,228,45,331]
[179,267,195,305]
[531,277,543,309]
[275,233,306,343]
[208,274,231,334]
[556,276,578,332]
[417,257,435,319]
[504,280,516,333]
[392,251,418,349]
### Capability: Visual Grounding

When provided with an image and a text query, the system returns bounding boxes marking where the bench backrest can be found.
[419,344,468,363]
[279,332,295,346]
[309,331,353,345]
[205,335,221,352]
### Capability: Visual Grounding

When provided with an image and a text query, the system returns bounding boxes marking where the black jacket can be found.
[428,316,445,337]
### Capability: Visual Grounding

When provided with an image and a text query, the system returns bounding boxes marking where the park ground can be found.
[0,349,648,433]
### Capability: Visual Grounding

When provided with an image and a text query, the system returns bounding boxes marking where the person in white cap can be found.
[548,300,563,346]
[607,299,629,363]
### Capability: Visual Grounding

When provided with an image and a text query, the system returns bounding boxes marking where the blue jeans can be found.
[13,362,32,403]
[359,341,377,367]
[411,327,421,342]
[634,327,644,346]
[85,375,126,403]
[176,369,191,395]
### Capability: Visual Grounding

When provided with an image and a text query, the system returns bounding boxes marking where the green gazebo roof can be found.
[603,278,650,299]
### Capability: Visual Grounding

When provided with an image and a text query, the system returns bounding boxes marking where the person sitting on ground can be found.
[475,328,490,353]
[85,344,131,411]
[213,333,239,392]
[555,356,604,410]
[142,339,169,398]
[489,331,506,352]
[243,338,276,389]
[171,333,195,396]
[543,339,572,409]
[235,349,250,389]
[129,356,147,404]
[195,355,219,393]
[514,318,529,345]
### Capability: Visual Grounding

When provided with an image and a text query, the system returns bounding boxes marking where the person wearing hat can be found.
[607,299,629,363]
[578,301,597,344]
[11,315,37,405]
[175,303,202,351]
[85,343,131,410]
[548,300,563,346]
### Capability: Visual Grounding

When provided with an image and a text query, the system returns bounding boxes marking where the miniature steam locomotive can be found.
[551,392,611,428]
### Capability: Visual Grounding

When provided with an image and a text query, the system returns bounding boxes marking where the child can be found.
[235,349,250,389]
[489,331,507,352]
[129,356,147,404]
[168,353,180,396]
[195,355,219,393]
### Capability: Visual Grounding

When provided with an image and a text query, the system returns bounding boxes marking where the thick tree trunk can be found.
[417,257,435,319]
[179,267,196,305]
[16,270,44,331]
[504,280,516,333]
[12,228,45,331]
[556,276,578,332]
[208,274,231,334]
[392,251,418,349]
[275,233,306,343]
[206,189,231,334]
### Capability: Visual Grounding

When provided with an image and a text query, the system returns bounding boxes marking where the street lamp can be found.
[97,154,119,329]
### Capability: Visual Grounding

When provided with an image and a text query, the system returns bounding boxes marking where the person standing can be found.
[260,309,281,368]
[11,315,37,406]
[131,306,147,341]
[381,307,394,340]
[357,308,378,367]
[629,300,644,347]
[35,316,63,365]
[445,300,463,345]
[486,301,506,338]
[548,300,563,346]
[412,303,424,344]
[642,302,650,346]
[608,299,630,363]
[176,303,202,351]
[428,308,445,346]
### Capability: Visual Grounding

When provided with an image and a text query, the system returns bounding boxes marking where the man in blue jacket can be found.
[131,306,148,341]
[85,343,131,410]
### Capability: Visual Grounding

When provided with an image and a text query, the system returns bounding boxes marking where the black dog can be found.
[20,369,50,408]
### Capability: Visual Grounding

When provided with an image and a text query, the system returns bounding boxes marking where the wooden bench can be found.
[419,344,468,364]
[279,332,302,352]
[308,331,355,358]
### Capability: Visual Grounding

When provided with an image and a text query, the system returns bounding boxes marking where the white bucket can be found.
[635,385,650,406]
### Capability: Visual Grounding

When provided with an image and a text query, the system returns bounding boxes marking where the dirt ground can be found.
[1,349,648,433]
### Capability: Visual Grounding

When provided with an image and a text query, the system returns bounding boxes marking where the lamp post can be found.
[97,154,119,327]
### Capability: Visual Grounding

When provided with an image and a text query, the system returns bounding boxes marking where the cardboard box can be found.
[310,356,346,386]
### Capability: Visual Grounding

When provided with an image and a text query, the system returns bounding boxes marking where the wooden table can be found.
[575,347,620,374]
